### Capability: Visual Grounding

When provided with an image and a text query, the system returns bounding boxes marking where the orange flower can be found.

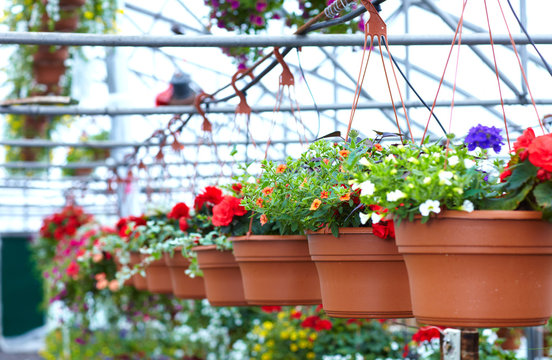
[300,178,308,188]
[256,198,264,208]
[262,186,274,196]
[320,191,329,199]
[374,144,383,151]
[260,214,268,226]
[340,193,351,202]
[310,199,322,211]
[339,149,350,158]
[108,279,120,292]
[323,158,330,165]
[276,164,287,173]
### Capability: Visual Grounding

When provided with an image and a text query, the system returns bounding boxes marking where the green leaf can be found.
[505,161,538,191]
[534,182,552,209]
[483,183,533,210]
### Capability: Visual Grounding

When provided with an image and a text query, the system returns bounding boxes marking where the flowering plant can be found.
[350,139,493,224]
[246,305,402,360]
[492,128,552,221]
[242,135,395,237]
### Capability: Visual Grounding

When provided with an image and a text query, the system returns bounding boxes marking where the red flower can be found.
[168,202,190,220]
[115,218,128,231]
[513,127,536,153]
[232,183,243,194]
[372,222,390,239]
[179,217,189,232]
[314,319,333,331]
[128,215,147,227]
[66,261,80,278]
[194,186,223,211]
[388,220,395,238]
[291,309,302,319]
[412,326,443,343]
[528,133,552,171]
[499,167,512,182]
[212,196,247,227]
[537,168,552,182]
[261,306,282,313]
[301,315,319,329]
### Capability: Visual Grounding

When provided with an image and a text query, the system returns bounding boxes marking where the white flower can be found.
[423,177,431,184]
[359,212,370,225]
[408,183,414,189]
[407,157,419,164]
[433,152,441,159]
[438,170,453,185]
[448,155,459,167]
[359,180,375,196]
[386,190,406,202]
[351,181,359,190]
[359,157,371,166]
[464,159,475,169]
[371,212,383,224]
[385,154,396,163]
[460,200,474,213]
[419,200,441,217]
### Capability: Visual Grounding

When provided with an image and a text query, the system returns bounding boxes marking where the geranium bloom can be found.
[528,133,552,171]
[66,261,80,278]
[499,167,512,182]
[310,199,322,211]
[168,202,190,219]
[179,217,189,232]
[262,187,274,196]
[261,306,282,313]
[419,200,441,216]
[212,196,248,227]
[276,164,287,173]
[412,326,443,343]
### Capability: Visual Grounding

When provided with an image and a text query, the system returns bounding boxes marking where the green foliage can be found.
[62,130,110,176]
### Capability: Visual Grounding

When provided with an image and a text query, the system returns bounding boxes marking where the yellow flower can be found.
[290,332,298,341]
[277,312,286,320]
[266,340,275,348]
[253,344,262,352]
[299,340,310,349]
[280,331,289,340]
[307,352,316,359]
[290,343,298,352]
[309,333,317,341]
[84,11,94,20]
[261,353,272,360]
[298,330,308,339]
[263,321,274,331]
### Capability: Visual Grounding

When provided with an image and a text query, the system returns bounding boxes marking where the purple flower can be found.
[230,0,240,10]
[238,62,247,70]
[249,15,265,26]
[256,1,267,12]
[211,0,219,6]
[358,15,365,32]
[75,338,86,345]
[465,124,504,153]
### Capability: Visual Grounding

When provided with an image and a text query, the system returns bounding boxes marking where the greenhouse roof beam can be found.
[0,32,551,47]
[2,98,552,116]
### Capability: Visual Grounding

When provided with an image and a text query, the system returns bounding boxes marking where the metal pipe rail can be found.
[2,98,552,116]
[1,32,552,47]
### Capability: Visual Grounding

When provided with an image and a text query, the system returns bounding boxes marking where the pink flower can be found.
[256,1,267,12]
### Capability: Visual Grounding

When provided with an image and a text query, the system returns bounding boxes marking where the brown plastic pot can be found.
[231,235,321,305]
[140,254,173,294]
[193,245,248,306]
[307,227,412,319]
[395,210,552,328]
[129,252,147,291]
[164,252,205,299]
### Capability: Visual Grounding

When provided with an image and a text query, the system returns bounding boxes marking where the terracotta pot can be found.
[140,254,173,294]
[34,46,69,62]
[164,252,205,299]
[54,17,79,32]
[232,235,321,305]
[395,210,552,328]
[33,61,66,85]
[129,252,147,291]
[307,227,412,319]
[113,255,134,287]
[193,245,248,306]
[59,0,86,9]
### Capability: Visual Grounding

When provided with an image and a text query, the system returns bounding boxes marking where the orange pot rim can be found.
[230,234,307,242]
[192,245,219,252]
[421,210,543,221]
[307,227,374,235]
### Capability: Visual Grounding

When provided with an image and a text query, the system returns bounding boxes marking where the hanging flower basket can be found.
[231,235,321,305]
[32,46,68,85]
[307,227,412,319]
[129,251,147,291]
[113,254,134,287]
[140,254,173,295]
[163,251,205,299]
[193,245,248,306]
[395,210,552,328]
